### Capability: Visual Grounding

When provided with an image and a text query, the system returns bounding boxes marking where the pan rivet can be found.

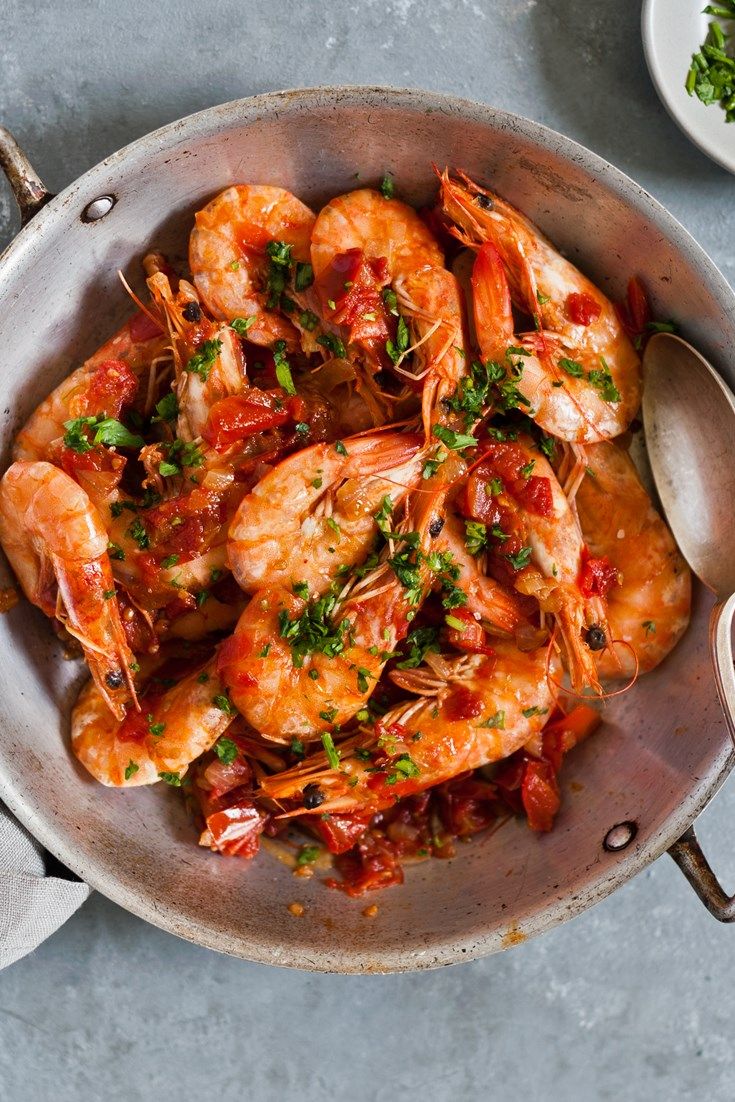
[603,821,638,852]
[82,195,115,222]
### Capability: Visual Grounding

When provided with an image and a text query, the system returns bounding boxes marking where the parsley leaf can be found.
[215,737,238,764]
[186,339,222,381]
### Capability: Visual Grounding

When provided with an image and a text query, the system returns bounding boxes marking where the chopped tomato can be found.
[521,759,561,832]
[205,802,266,857]
[443,685,485,721]
[145,490,226,561]
[616,276,652,345]
[465,442,553,519]
[566,291,601,326]
[443,607,495,656]
[85,359,139,418]
[318,248,391,347]
[541,703,601,772]
[312,811,372,855]
[579,551,619,598]
[203,391,305,451]
[327,832,404,896]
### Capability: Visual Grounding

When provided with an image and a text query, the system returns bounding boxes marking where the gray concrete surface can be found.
[1,1,735,1099]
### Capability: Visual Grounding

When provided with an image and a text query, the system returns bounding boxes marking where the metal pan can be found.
[0,87,734,973]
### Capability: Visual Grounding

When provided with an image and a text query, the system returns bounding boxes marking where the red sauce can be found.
[566,291,601,326]
[312,811,374,855]
[145,490,226,562]
[443,686,484,722]
[465,443,554,519]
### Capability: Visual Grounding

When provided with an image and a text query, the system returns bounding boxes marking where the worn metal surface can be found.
[1,86,733,973]
[2,0,735,1096]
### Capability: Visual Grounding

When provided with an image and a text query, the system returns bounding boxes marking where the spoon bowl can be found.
[643,331,735,740]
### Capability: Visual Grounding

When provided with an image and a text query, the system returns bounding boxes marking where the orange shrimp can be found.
[574,441,691,677]
[226,430,424,597]
[218,481,450,742]
[260,639,555,815]
[71,655,233,786]
[440,171,641,442]
[189,185,315,348]
[0,461,137,718]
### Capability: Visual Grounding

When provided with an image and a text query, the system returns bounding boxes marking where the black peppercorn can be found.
[303,783,325,810]
[429,516,445,539]
[474,193,493,210]
[182,301,201,322]
[105,669,124,689]
[584,624,607,651]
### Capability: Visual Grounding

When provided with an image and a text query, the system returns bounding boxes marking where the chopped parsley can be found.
[299,309,319,331]
[290,737,305,759]
[432,424,477,451]
[158,771,182,786]
[480,710,505,729]
[212,693,237,715]
[126,517,149,550]
[380,173,395,199]
[296,844,321,866]
[230,316,255,336]
[396,625,440,669]
[186,338,222,381]
[506,546,533,570]
[107,542,125,561]
[382,287,399,316]
[63,415,144,454]
[642,620,657,635]
[385,753,420,785]
[520,460,535,479]
[214,737,238,764]
[152,392,179,423]
[265,240,293,308]
[295,262,314,291]
[272,340,296,395]
[686,8,735,122]
[318,332,347,358]
[158,439,205,478]
[278,589,348,668]
[124,761,139,781]
[374,495,394,535]
[385,315,410,364]
[321,731,341,769]
[160,554,179,569]
[334,440,348,456]
[464,520,487,556]
[522,706,548,719]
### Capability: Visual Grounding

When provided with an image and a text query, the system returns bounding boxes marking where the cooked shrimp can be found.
[310,189,444,419]
[218,482,449,741]
[147,270,247,440]
[574,441,691,677]
[227,431,424,597]
[440,171,642,442]
[0,461,136,718]
[393,265,468,437]
[189,185,315,347]
[461,435,606,692]
[14,312,168,462]
[260,639,554,814]
[435,510,525,635]
[71,656,234,786]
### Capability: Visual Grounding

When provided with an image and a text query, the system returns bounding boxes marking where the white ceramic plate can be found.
[642,0,735,173]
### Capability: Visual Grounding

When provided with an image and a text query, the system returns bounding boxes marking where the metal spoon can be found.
[642,332,735,742]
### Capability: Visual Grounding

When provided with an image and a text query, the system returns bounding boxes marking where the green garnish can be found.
[318,332,347,358]
[382,287,399,316]
[158,439,205,478]
[642,620,657,635]
[380,173,395,199]
[396,625,440,670]
[124,761,139,781]
[445,614,467,631]
[230,316,255,336]
[299,309,319,331]
[464,520,487,556]
[279,588,348,668]
[158,771,182,786]
[107,542,125,561]
[506,546,533,570]
[519,460,535,479]
[152,392,179,423]
[334,440,348,456]
[385,754,420,785]
[212,693,236,715]
[687,6,735,122]
[126,517,149,550]
[522,706,548,719]
[480,711,505,729]
[186,339,222,381]
[273,340,296,396]
[160,554,179,569]
[295,262,314,291]
[290,737,305,759]
[215,737,238,764]
[265,240,293,308]
[385,316,410,364]
[321,731,341,769]
[432,425,477,451]
[296,844,321,866]
[63,415,144,454]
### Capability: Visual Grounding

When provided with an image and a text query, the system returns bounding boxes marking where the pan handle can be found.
[0,126,54,226]
[668,826,735,922]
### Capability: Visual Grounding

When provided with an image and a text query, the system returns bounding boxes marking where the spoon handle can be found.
[710,594,735,745]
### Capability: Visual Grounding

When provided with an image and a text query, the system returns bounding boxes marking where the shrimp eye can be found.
[474,193,493,210]
[303,783,326,809]
[182,301,202,322]
[584,625,607,652]
[429,516,444,539]
[105,670,124,689]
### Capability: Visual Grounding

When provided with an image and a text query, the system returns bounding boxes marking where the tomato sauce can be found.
[566,291,601,326]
